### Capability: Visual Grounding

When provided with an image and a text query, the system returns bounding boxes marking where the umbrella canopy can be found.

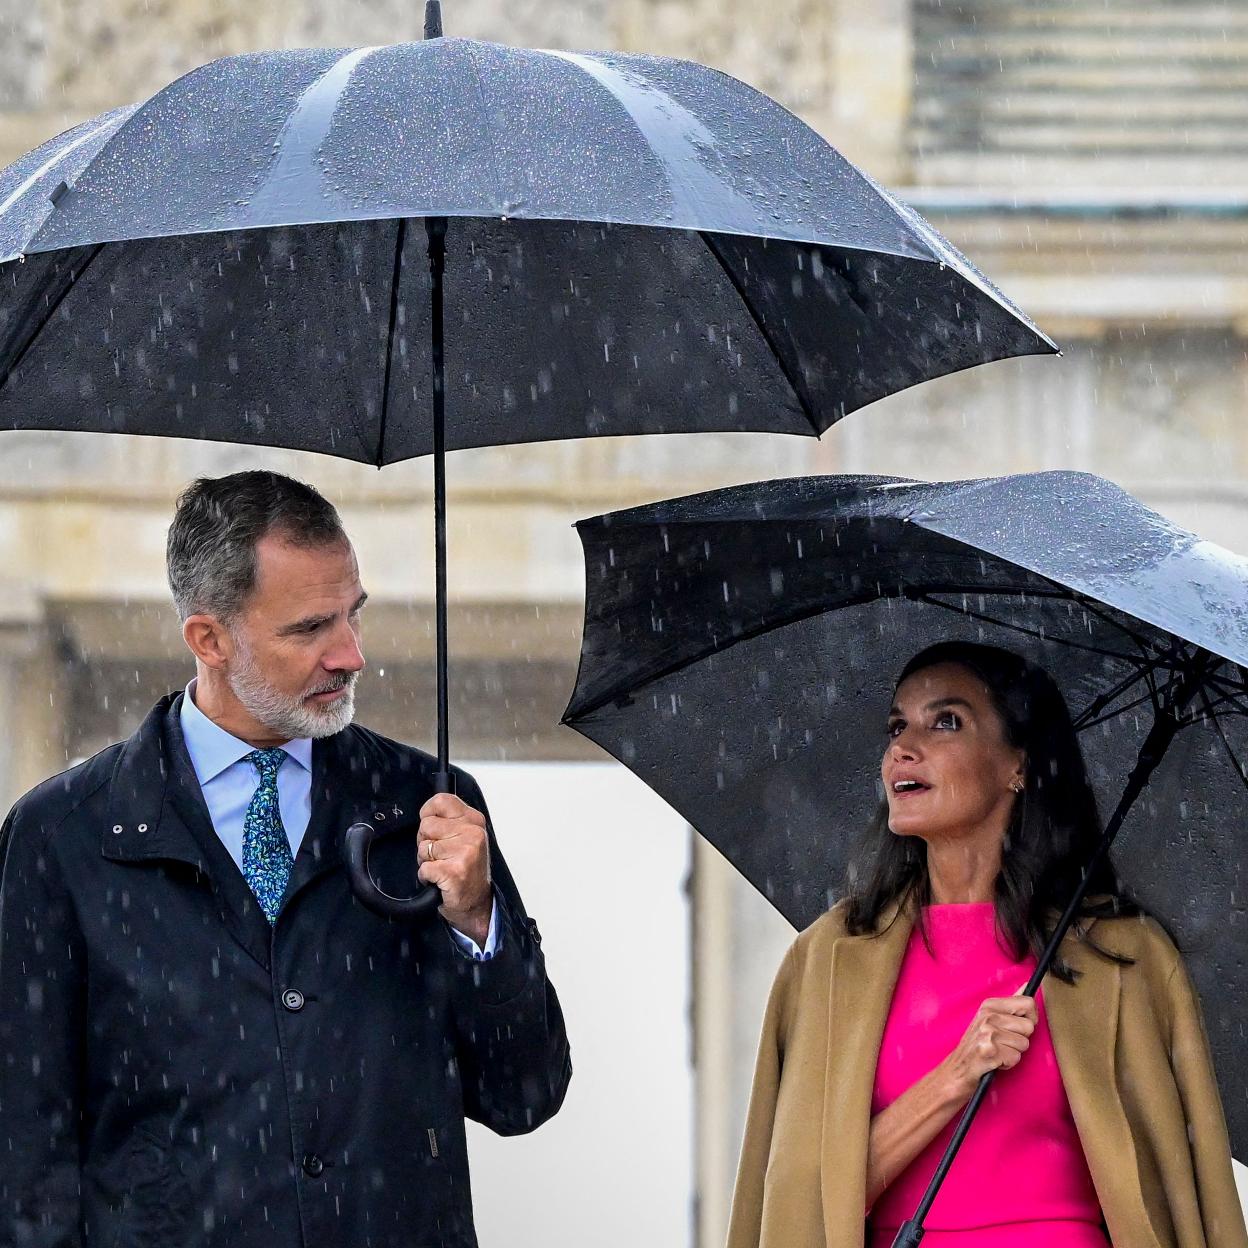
[562,470,1248,1161]
[0,10,1054,918]
[0,36,1052,457]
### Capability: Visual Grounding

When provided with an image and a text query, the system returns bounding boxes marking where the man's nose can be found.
[325,624,366,673]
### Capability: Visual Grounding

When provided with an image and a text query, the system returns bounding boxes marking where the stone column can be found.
[694,840,795,1248]
[826,0,913,182]
[0,615,70,810]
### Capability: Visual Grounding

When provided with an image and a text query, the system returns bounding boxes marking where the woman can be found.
[727,641,1246,1248]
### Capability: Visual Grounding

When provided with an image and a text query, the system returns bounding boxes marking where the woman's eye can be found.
[886,720,903,738]
[934,711,961,730]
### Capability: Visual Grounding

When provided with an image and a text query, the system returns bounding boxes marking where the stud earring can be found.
[1010,778,1024,794]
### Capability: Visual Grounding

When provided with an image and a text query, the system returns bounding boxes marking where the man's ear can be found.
[183,614,233,670]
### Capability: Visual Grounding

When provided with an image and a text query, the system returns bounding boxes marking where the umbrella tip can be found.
[424,0,444,38]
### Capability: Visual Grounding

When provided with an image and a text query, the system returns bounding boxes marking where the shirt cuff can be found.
[447,897,501,962]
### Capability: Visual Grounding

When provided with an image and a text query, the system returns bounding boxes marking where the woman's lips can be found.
[889,783,932,801]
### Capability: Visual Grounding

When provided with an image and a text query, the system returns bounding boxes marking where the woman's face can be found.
[882,661,1026,843]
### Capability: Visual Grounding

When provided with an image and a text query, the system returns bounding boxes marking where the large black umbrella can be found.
[561,469,1248,1238]
[0,3,1052,916]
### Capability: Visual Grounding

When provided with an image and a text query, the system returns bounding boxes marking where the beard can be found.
[227,636,358,740]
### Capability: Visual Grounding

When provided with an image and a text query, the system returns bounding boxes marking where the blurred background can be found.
[0,0,1245,1243]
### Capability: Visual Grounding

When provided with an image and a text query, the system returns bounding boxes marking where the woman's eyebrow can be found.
[922,696,974,713]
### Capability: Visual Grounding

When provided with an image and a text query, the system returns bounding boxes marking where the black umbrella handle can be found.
[344,771,455,920]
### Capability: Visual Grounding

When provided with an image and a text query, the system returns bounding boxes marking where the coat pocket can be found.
[421,1117,474,1242]
[102,1126,181,1248]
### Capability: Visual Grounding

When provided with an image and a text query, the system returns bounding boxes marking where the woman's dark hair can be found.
[844,640,1143,982]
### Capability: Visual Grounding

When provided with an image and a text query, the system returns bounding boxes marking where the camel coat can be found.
[727,901,1247,1248]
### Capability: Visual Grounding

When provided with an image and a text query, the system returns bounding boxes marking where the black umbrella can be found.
[0,3,1053,916]
[561,469,1248,1240]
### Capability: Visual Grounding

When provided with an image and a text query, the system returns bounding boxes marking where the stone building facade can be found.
[0,0,1245,1242]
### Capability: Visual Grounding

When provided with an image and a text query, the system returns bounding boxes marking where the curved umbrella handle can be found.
[344,820,444,920]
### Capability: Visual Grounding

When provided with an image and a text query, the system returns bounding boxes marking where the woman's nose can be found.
[891,733,920,761]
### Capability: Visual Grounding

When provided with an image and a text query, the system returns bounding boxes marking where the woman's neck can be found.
[924,835,1002,905]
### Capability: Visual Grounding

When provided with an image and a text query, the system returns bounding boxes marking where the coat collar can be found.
[100,694,388,877]
[1043,928,1156,1245]
[99,695,424,969]
[102,693,209,869]
[813,901,1141,1248]
[820,899,915,1248]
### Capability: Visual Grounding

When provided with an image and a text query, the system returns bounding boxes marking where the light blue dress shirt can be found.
[179,683,498,959]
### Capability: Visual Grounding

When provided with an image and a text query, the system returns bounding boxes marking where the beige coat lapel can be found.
[1044,937,1158,1247]
[821,904,916,1248]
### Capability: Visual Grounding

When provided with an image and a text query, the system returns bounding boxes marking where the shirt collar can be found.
[180,680,314,784]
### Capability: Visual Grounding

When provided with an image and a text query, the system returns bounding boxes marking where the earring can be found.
[1010,778,1024,794]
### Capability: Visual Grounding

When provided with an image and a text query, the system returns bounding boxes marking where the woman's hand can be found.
[865,988,1039,1211]
[938,991,1038,1100]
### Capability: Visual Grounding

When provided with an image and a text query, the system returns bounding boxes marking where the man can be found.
[0,471,571,1248]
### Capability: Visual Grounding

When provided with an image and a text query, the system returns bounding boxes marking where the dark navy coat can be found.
[0,694,571,1247]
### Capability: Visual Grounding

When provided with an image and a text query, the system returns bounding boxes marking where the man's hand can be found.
[417,792,493,947]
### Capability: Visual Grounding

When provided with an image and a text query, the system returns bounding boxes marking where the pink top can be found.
[867,903,1108,1247]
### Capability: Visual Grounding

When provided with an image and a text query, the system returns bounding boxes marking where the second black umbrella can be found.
[562,469,1248,1220]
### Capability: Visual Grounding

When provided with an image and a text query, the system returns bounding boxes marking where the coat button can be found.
[302,1153,324,1177]
[281,989,305,1012]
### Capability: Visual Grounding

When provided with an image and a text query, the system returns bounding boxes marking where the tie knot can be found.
[246,748,286,781]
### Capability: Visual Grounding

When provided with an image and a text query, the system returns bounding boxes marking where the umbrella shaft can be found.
[428,215,451,789]
[1024,709,1179,995]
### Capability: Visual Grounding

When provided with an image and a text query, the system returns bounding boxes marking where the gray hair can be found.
[167,471,347,623]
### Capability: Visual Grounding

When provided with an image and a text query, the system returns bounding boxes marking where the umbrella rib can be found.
[0,243,104,394]
[914,590,1145,663]
[573,578,1146,723]
[1198,686,1248,718]
[1057,593,1163,659]
[1076,687,1167,731]
[1199,686,1248,793]
[566,585,890,720]
[698,231,824,436]
[1203,670,1248,706]
[1070,663,1164,729]
[374,216,409,468]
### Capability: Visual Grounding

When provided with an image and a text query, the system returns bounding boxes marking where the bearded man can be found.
[0,471,571,1248]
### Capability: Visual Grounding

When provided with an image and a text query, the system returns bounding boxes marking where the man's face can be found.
[224,533,367,740]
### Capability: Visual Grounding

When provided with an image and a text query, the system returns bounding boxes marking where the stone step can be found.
[920,60,1248,90]
[913,149,1248,188]
[1001,9,1248,31]
[913,31,1248,60]
[912,122,1248,152]
[918,4,1248,32]
[914,91,1248,122]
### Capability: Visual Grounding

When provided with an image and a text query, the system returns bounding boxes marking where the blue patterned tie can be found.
[242,748,293,924]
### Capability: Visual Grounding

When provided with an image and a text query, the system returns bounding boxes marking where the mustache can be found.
[304,671,359,699]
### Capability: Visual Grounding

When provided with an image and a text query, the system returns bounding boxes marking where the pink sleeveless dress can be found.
[867,902,1109,1247]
